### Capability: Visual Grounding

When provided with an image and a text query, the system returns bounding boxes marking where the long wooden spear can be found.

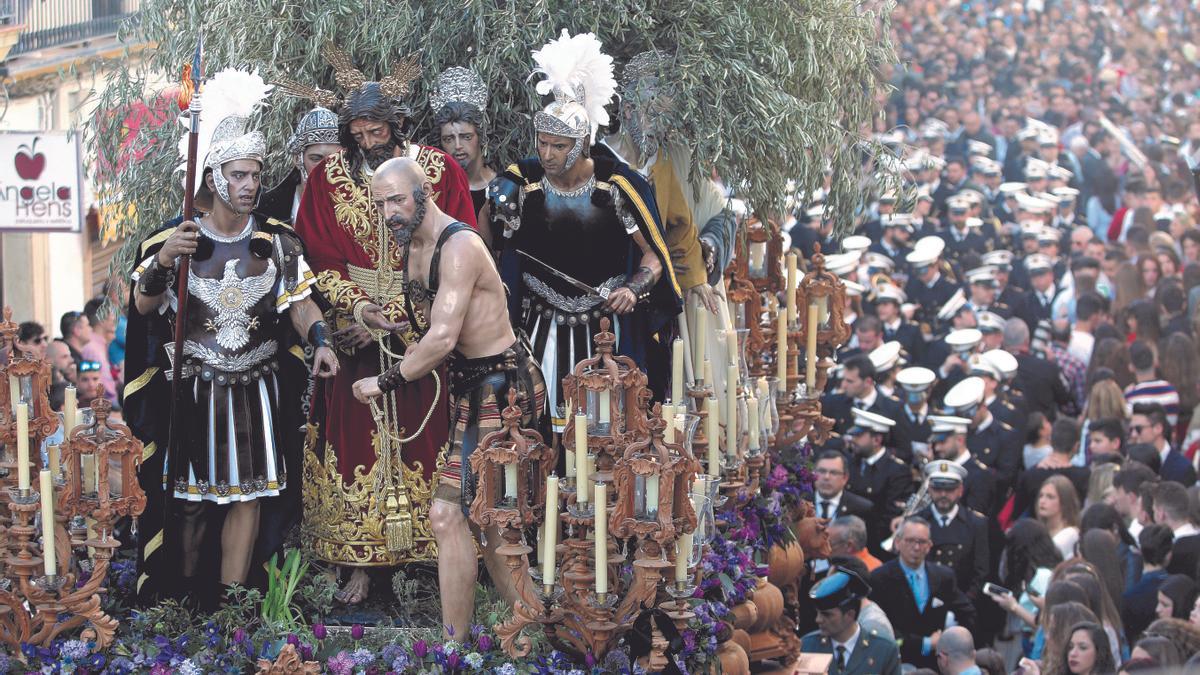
[167,38,203,485]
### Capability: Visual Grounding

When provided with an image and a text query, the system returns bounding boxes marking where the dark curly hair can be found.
[432,101,487,140]
[338,82,410,182]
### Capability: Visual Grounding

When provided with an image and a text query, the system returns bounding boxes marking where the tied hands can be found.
[352,376,383,404]
[335,304,408,349]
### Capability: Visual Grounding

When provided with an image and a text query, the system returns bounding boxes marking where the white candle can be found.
[543,475,559,593]
[672,338,685,404]
[573,449,588,502]
[40,469,55,576]
[776,309,788,383]
[675,530,693,582]
[16,403,29,490]
[706,397,721,478]
[82,454,96,494]
[566,418,580,478]
[786,252,798,325]
[694,306,707,376]
[63,387,76,439]
[595,481,608,595]
[662,404,676,444]
[575,413,588,500]
[806,303,819,391]
[48,444,59,478]
[747,394,760,449]
[703,359,714,395]
[504,463,518,500]
[726,365,738,458]
[757,378,772,436]
[598,389,611,425]
[726,329,738,368]
[645,475,659,517]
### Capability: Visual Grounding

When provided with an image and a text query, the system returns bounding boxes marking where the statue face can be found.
[350,118,400,170]
[536,132,582,178]
[299,143,341,183]
[439,121,482,171]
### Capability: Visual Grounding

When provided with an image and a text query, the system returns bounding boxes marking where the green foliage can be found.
[87,0,894,277]
[261,548,309,630]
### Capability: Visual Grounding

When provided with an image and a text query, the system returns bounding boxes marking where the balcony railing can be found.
[6,0,140,58]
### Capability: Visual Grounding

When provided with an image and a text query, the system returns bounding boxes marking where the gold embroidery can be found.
[301,422,440,565]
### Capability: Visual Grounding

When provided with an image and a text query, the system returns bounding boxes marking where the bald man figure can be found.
[935,626,980,675]
[353,158,545,639]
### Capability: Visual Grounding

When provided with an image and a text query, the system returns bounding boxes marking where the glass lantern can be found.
[747,239,769,280]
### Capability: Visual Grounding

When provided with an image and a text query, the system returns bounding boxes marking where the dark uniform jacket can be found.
[919,504,990,597]
[800,629,902,675]
[968,416,1021,491]
[849,449,915,551]
[869,560,976,670]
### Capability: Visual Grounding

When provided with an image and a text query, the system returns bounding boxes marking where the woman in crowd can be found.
[1123,300,1162,353]
[1034,602,1102,674]
[1128,636,1184,668]
[1063,622,1118,675]
[1087,339,1133,391]
[995,519,1065,633]
[1156,574,1198,621]
[1026,411,1053,469]
[1112,265,1146,318]
[1160,333,1200,442]
[1038,475,1083,560]
[1076,529,1128,620]
[1079,503,1141,590]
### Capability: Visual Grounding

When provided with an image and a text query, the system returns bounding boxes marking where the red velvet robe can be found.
[295,144,476,564]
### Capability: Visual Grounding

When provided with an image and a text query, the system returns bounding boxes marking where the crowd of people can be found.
[789,1,1200,673]
[6,298,126,423]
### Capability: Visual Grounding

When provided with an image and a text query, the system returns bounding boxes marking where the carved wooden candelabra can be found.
[0,394,146,653]
[474,368,701,664]
[777,245,849,448]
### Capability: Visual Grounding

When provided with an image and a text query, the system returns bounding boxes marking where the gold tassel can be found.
[384,486,413,553]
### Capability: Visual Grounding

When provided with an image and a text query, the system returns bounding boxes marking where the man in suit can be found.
[1080,131,1119,237]
[917,461,989,598]
[1004,317,1071,421]
[1131,403,1197,487]
[870,517,976,670]
[810,450,875,522]
[1154,481,1200,577]
[847,408,915,553]
[801,567,902,675]
[822,355,904,438]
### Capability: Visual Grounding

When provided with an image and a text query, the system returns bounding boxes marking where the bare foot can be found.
[334,568,370,605]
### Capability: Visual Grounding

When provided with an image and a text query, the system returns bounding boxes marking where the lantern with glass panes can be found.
[561,317,647,487]
[468,388,554,535]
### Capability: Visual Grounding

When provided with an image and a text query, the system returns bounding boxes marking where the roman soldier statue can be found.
[489,31,681,431]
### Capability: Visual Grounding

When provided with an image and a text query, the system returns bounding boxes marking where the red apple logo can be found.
[19,186,32,200]
[57,186,70,200]
[14,137,45,180]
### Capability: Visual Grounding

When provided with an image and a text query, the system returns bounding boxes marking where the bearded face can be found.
[386,188,428,245]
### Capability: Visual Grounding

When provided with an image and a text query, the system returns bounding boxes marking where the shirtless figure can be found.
[353,158,544,639]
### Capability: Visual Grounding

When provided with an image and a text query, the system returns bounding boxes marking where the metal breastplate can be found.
[514,183,629,309]
[182,231,281,372]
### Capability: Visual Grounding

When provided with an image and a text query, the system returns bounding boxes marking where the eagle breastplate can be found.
[184,231,281,371]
